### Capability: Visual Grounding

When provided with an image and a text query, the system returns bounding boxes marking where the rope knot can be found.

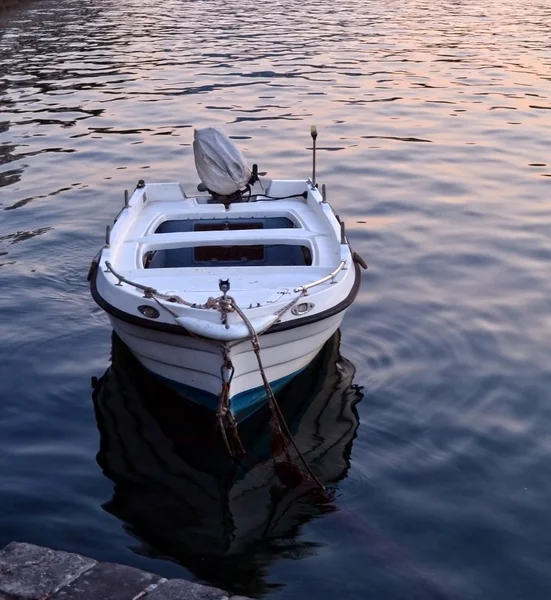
[143,287,156,299]
[219,297,235,313]
[204,296,219,309]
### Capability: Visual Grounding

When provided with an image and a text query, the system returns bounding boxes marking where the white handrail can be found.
[294,260,346,293]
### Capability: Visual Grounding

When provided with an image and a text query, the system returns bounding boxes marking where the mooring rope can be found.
[151,285,324,489]
[104,261,217,310]
[215,344,245,457]
[228,296,326,491]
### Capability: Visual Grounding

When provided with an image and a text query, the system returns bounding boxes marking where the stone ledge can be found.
[145,579,228,600]
[0,542,96,600]
[0,543,251,600]
[50,562,161,600]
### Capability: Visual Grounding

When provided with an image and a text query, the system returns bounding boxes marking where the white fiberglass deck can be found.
[104,180,350,308]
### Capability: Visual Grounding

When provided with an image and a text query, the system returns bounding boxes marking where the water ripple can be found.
[1,0,551,598]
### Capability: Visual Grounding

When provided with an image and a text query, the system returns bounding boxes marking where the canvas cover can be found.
[193,127,251,195]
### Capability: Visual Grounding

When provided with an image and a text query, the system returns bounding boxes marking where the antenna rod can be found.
[310,125,318,186]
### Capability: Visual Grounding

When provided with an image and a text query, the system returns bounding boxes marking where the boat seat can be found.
[155,216,296,233]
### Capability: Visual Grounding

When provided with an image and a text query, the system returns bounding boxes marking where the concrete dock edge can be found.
[0,543,251,600]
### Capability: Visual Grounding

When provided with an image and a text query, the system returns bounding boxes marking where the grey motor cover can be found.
[193,127,251,195]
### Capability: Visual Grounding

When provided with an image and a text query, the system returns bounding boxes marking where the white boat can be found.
[89,127,366,421]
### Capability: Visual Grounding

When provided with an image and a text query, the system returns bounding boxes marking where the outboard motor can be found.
[193,127,259,207]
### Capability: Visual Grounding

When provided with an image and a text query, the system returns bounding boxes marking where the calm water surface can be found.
[1,0,551,598]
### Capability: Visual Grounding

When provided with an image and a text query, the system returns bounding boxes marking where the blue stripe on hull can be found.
[150,369,305,422]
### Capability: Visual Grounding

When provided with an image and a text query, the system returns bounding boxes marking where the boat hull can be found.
[110,311,344,421]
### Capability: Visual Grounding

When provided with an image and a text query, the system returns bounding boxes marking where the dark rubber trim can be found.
[90,260,362,337]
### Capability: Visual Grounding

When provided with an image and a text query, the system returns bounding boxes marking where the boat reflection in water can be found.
[92,331,363,597]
